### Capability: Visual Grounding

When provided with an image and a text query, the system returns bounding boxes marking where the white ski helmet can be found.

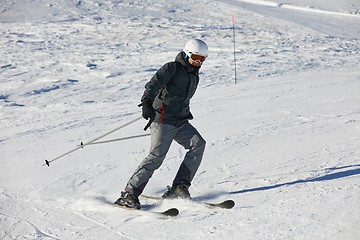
[183,39,208,59]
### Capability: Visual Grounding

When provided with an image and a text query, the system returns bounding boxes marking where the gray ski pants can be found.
[125,121,206,196]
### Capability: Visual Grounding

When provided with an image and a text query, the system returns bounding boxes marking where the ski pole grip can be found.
[144,118,153,131]
[139,102,153,131]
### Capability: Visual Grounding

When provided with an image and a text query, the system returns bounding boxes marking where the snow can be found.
[1,0,360,239]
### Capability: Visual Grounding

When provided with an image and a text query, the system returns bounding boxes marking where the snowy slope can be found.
[1,0,360,239]
[265,0,360,14]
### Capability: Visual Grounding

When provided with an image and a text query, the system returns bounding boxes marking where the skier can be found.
[115,39,208,209]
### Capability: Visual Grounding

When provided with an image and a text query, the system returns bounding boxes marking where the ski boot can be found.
[162,184,191,199]
[114,191,141,210]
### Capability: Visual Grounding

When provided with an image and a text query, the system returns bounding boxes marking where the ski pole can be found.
[43,116,143,167]
[83,133,150,146]
[138,102,154,131]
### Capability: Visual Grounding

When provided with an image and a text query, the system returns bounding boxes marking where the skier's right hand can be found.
[141,98,155,120]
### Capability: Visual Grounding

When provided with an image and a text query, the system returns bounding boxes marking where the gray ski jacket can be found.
[141,51,200,127]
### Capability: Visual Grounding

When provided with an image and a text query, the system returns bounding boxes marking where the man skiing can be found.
[115,39,208,209]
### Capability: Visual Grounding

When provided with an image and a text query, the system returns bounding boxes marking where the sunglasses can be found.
[190,53,206,63]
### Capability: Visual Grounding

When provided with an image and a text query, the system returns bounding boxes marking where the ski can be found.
[141,195,235,209]
[203,199,235,209]
[96,196,179,217]
[114,203,179,217]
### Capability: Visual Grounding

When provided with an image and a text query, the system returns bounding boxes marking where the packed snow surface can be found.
[1,0,359,239]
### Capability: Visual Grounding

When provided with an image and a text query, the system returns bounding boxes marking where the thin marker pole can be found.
[232,15,237,84]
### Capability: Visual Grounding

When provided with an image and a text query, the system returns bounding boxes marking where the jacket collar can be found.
[175,51,200,74]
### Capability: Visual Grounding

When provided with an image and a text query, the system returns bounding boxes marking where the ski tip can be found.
[162,208,179,216]
[224,200,235,209]
[207,200,235,209]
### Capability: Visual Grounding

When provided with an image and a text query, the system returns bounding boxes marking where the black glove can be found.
[141,98,155,120]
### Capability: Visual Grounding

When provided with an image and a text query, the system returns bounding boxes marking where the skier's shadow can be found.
[229,164,360,195]
[151,165,360,202]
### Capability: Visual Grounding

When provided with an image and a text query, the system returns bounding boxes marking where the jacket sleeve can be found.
[141,62,177,102]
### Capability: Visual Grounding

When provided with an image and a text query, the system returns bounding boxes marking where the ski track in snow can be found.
[1,0,360,239]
